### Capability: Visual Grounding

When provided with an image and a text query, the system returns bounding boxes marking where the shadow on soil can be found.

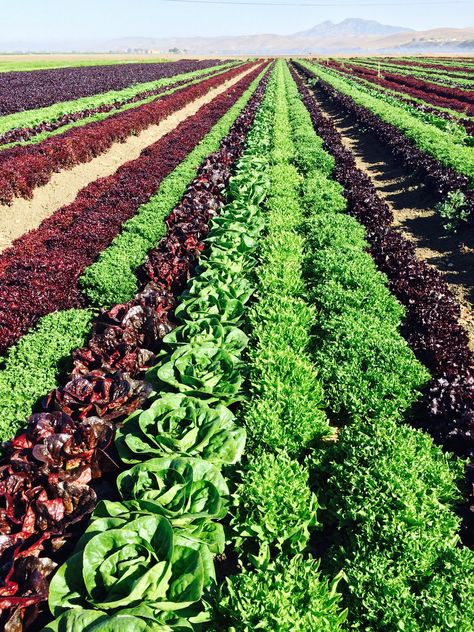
[314,89,474,308]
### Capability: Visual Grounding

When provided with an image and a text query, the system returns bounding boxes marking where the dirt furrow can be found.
[311,88,474,350]
[0,66,256,253]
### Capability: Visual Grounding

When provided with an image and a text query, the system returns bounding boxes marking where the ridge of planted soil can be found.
[312,87,474,350]
[0,65,256,253]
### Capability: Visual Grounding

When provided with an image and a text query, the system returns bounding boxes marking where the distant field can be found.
[0,55,170,72]
[0,53,245,72]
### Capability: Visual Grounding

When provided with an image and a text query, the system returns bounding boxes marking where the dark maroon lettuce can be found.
[0,63,263,357]
[0,60,225,116]
[0,68,271,631]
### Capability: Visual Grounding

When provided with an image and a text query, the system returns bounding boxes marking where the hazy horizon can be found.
[1,0,473,47]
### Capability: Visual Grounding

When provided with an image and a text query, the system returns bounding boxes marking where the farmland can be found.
[0,54,473,631]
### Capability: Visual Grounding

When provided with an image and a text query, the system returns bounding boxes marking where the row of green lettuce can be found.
[0,62,238,150]
[300,59,474,182]
[0,67,267,441]
[42,61,277,632]
[281,61,474,630]
[325,63,473,145]
[350,57,474,88]
[211,60,346,630]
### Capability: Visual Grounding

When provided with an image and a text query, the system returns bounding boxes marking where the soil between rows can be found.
[311,86,474,350]
[0,66,256,254]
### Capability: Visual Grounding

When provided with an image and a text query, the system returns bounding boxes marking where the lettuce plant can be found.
[163,318,248,359]
[147,342,244,405]
[116,393,245,466]
[43,607,192,631]
[49,515,214,619]
[231,451,319,557]
[214,554,347,631]
[174,285,246,325]
[114,456,229,525]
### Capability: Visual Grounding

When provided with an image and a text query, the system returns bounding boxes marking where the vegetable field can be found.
[0,55,473,631]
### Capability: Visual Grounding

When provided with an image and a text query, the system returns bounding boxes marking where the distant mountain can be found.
[295,18,413,38]
[364,27,474,52]
[2,19,474,55]
[99,26,474,56]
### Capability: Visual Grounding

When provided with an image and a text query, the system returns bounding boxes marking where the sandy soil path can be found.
[311,88,474,351]
[0,65,256,253]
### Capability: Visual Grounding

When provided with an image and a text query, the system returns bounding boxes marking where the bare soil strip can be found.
[0,66,255,253]
[312,88,474,350]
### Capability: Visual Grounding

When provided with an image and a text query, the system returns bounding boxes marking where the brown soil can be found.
[311,89,474,350]
[0,66,255,253]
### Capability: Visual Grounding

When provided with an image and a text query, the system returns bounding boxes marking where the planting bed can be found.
[0,57,473,632]
[0,63,263,356]
[297,60,474,221]
[0,60,224,115]
[0,62,236,149]
[0,62,254,206]
[324,59,474,121]
[0,64,271,631]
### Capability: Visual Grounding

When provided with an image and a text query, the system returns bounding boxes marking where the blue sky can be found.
[1,0,473,42]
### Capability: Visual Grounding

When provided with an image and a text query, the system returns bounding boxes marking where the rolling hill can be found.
[1,19,473,55]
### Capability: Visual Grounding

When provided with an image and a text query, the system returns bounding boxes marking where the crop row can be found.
[325,62,473,142]
[41,58,348,632]
[296,60,474,218]
[0,68,271,631]
[291,63,474,542]
[282,61,474,630]
[346,68,474,138]
[377,56,474,75]
[325,59,474,116]
[0,62,255,205]
[1,56,472,631]
[0,65,268,441]
[0,63,263,359]
[347,60,474,106]
[210,58,474,630]
[43,71,276,632]
[211,62,346,630]
[0,59,223,116]
[0,62,236,148]
[325,60,474,121]
[354,58,474,87]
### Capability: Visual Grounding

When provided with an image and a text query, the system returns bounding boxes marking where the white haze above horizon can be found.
[1,0,473,46]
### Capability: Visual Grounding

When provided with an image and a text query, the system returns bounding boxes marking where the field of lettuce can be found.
[0,55,473,631]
